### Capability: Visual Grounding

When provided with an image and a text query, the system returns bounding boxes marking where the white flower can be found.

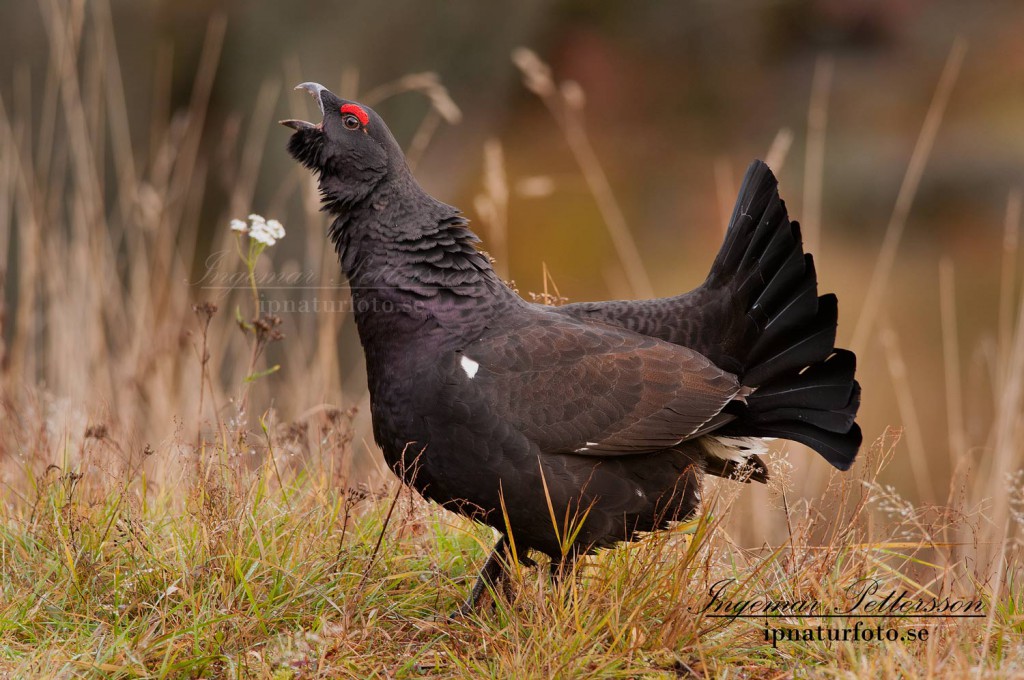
[265,219,285,240]
[248,221,277,246]
[230,213,285,246]
[249,230,276,246]
[249,231,277,246]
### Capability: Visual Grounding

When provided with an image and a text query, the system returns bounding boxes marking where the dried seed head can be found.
[192,302,218,324]
[254,314,285,344]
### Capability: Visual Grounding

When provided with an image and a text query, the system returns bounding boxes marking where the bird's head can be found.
[281,82,403,209]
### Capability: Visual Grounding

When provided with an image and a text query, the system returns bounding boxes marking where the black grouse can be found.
[282,82,862,613]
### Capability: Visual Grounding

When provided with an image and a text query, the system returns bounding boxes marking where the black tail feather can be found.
[745,294,838,386]
[747,249,813,319]
[709,162,780,285]
[747,350,858,415]
[748,378,861,433]
[728,421,862,471]
[710,160,861,470]
[747,256,819,359]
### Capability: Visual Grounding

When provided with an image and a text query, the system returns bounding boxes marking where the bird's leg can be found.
[548,556,569,582]
[548,551,580,604]
[453,536,511,617]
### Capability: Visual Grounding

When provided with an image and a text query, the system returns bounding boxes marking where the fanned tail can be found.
[709,160,862,470]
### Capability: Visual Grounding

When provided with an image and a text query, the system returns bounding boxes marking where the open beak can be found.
[279,82,329,131]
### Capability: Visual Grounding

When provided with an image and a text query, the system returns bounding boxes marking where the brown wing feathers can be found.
[463,316,744,456]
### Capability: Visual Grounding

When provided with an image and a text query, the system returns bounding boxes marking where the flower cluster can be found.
[230,214,286,246]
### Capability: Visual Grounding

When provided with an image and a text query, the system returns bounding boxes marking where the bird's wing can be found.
[557,288,742,371]
[450,313,743,455]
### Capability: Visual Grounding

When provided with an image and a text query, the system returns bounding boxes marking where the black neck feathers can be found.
[326,174,518,349]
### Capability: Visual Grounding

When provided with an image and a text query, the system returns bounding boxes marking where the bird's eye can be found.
[342,113,361,130]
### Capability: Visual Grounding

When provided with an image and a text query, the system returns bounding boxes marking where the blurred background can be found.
[1,0,1023,546]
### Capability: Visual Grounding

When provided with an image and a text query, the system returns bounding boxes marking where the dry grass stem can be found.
[851,39,966,353]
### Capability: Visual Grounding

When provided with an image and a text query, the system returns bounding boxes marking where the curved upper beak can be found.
[280,82,331,131]
[295,82,328,113]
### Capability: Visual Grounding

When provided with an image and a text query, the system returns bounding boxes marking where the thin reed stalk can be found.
[851,40,966,353]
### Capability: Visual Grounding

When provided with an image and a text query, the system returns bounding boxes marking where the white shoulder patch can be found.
[460,355,480,379]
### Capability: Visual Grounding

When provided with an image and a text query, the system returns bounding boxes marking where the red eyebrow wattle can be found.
[340,104,369,126]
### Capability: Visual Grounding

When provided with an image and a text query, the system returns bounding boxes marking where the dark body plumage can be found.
[283,83,862,609]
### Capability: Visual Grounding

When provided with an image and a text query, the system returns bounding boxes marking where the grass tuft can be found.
[2,425,1021,678]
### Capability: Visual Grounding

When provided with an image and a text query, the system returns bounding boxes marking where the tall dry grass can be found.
[0,4,1021,677]
[0,1,460,488]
